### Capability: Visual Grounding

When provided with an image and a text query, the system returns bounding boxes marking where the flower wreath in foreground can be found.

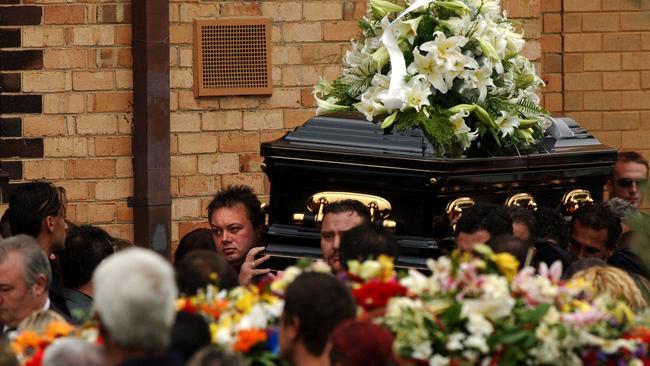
[314,0,550,157]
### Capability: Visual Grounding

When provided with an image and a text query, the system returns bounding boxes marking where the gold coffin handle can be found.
[505,193,538,211]
[445,197,476,227]
[292,191,394,227]
[562,189,593,215]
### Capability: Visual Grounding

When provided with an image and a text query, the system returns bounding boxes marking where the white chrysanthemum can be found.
[430,355,450,366]
[446,332,465,351]
[465,334,489,353]
[412,341,433,360]
[466,313,493,336]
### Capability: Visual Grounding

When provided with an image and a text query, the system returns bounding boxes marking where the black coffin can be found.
[260,112,617,268]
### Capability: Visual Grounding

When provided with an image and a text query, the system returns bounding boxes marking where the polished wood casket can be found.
[260,112,616,268]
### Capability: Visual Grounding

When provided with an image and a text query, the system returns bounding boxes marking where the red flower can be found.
[352,280,407,311]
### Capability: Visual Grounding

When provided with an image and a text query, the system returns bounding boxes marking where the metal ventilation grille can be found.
[194,18,272,97]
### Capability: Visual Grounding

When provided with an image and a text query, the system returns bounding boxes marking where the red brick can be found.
[543,54,562,73]
[284,109,314,128]
[622,52,650,70]
[602,71,640,90]
[603,34,641,51]
[301,88,315,107]
[543,73,562,92]
[219,132,259,153]
[621,91,650,109]
[565,112,603,130]
[564,72,601,91]
[541,0,561,12]
[563,54,584,72]
[543,93,563,114]
[564,91,584,111]
[621,131,650,149]
[89,92,132,112]
[564,0,601,12]
[562,14,582,33]
[593,131,621,148]
[95,137,132,157]
[584,91,622,110]
[44,5,85,24]
[322,21,359,41]
[543,14,561,33]
[584,53,621,71]
[620,13,650,31]
[564,34,601,52]
[74,159,115,178]
[602,111,640,130]
[582,13,620,32]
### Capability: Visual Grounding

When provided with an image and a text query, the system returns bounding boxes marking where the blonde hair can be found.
[572,266,647,310]
[18,310,67,334]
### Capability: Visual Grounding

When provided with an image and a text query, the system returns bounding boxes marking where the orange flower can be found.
[11,331,42,354]
[201,300,229,319]
[43,321,75,340]
[233,329,268,353]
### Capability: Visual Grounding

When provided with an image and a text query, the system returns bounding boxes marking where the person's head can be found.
[280,272,356,362]
[207,186,263,269]
[59,225,114,291]
[571,266,647,310]
[338,222,399,271]
[7,181,68,253]
[610,151,649,208]
[562,257,608,280]
[92,248,177,353]
[176,250,239,294]
[329,319,397,366]
[605,197,640,236]
[18,309,67,334]
[488,234,530,269]
[320,200,371,273]
[0,235,51,327]
[170,311,211,363]
[174,228,217,265]
[509,206,536,244]
[534,207,570,249]
[187,346,245,366]
[455,203,513,252]
[570,203,621,260]
[42,338,107,366]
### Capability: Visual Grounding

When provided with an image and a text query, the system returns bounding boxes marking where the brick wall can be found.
[0,0,134,240]
[561,0,650,160]
[3,0,647,247]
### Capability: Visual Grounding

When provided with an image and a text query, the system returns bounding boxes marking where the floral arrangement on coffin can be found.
[11,321,76,366]
[350,247,650,365]
[314,0,550,157]
[177,259,331,366]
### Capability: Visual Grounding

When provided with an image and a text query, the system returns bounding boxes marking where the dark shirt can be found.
[62,288,93,324]
[608,248,650,280]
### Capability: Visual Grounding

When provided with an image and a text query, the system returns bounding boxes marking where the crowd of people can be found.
[0,151,648,365]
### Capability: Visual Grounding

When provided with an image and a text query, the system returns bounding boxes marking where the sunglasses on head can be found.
[617,178,648,188]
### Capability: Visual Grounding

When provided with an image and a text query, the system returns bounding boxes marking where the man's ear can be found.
[32,274,47,297]
[285,315,300,342]
[43,216,55,233]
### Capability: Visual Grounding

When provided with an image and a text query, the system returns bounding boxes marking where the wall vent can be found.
[193,17,272,97]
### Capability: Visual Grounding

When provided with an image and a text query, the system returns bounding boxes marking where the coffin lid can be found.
[261,112,617,173]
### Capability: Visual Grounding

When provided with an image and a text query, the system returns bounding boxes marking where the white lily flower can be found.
[402,75,432,112]
[450,109,478,150]
[394,16,423,45]
[495,110,519,137]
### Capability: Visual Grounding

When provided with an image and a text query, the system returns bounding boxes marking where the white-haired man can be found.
[92,248,180,366]
[0,235,54,334]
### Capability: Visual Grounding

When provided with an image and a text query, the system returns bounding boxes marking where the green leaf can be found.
[498,329,531,344]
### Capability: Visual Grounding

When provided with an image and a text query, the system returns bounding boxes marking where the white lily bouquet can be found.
[314,0,551,157]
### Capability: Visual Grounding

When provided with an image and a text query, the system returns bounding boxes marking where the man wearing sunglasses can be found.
[609,151,649,208]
